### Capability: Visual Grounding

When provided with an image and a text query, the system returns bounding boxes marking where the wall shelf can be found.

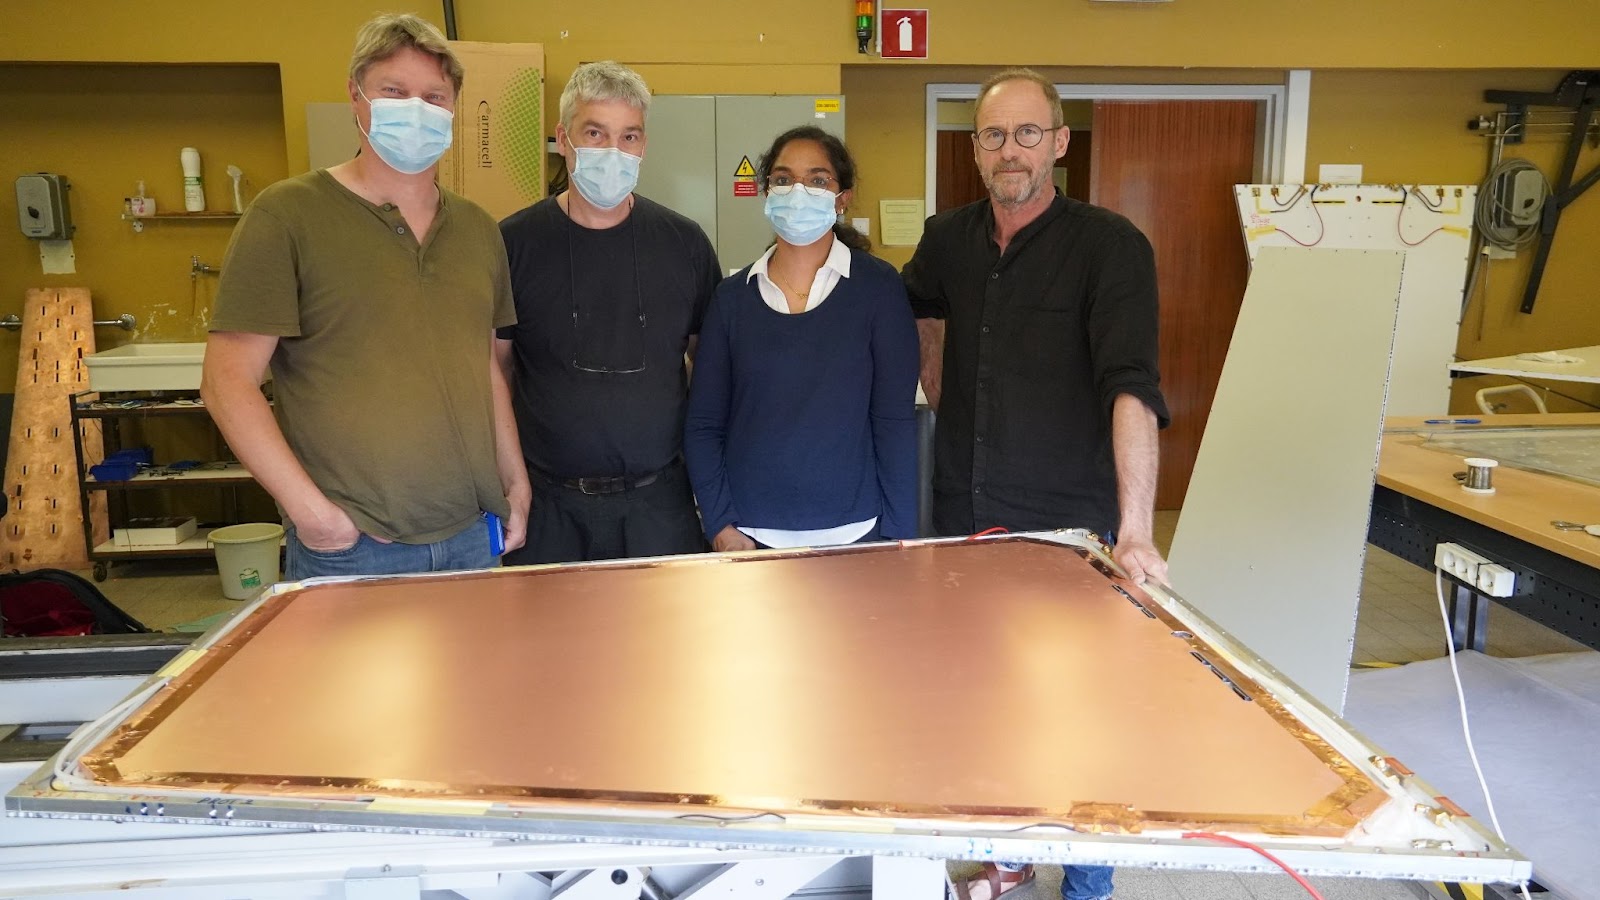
[123,211,240,233]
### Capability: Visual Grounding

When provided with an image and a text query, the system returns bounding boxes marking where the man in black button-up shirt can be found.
[905,61,1171,900]
[904,68,1170,588]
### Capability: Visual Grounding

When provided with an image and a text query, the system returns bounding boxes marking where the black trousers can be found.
[505,460,707,565]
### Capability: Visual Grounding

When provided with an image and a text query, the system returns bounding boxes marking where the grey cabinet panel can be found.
[635,95,718,249]
[637,95,844,274]
[714,95,845,271]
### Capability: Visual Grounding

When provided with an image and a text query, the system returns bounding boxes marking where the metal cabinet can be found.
[638,95,845,272]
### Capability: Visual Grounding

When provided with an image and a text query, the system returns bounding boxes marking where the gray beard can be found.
[983,166,1050,208]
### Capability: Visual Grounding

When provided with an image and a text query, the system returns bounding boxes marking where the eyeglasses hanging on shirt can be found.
[569,215,647,375]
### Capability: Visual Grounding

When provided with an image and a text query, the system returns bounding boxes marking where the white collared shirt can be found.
[737,236,876,549]
[747,235,853,314]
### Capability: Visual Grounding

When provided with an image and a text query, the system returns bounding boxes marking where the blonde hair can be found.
[976,68,1063,129]
[349,13,463,96]
[559,61,651,130]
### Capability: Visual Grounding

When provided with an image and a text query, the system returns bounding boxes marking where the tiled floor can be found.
[1353,544,1587,665]
[79,557,239,632]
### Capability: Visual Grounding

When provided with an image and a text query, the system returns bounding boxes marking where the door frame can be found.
[922,72,1310,216]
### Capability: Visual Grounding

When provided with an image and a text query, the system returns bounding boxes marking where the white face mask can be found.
[569,146,642,210]
[358,88,454,175]
[764,184,840,246]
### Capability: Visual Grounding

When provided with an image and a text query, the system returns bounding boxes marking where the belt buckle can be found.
[577,476,624,495]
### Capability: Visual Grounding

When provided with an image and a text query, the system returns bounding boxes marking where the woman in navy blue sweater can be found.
[684,127,920,552]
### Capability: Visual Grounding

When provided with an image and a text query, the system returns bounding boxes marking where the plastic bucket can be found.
[209,523,285,600]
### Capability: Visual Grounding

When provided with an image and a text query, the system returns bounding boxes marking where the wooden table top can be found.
[1377,413,1600,570]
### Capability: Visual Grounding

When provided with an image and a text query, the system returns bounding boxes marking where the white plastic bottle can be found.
[180,147,205,212]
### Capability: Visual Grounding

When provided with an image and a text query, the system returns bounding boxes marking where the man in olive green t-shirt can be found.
[201,13,530,580]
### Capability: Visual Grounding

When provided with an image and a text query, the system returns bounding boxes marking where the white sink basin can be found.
[85,342,207,392]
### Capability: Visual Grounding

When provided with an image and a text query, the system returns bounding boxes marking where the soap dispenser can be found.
[128,181,156,217]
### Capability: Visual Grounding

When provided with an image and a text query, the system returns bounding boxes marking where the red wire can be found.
[966,526,1009,541]
[1271,186,1325,247]
[1396,190,1447,247]
[1181,832,1326,899]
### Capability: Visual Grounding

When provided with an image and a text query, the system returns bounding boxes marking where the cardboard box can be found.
[113,516,199,548]
[438,41,546,223]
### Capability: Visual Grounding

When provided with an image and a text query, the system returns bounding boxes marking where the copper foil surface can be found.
[82,539,1378,833]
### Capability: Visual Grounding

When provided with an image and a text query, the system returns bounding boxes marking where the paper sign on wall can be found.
[879,199,926,247]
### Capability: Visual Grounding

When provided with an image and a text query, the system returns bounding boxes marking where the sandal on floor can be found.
[951,863,1035,900]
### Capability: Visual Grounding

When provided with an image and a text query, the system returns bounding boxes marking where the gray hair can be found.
[976,67,1063,130]
[559,61,651,131]
[349,14,463,96]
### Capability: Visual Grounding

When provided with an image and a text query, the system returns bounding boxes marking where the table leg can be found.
[1449,581,1489,653]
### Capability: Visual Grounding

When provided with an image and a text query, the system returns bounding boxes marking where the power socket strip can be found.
[1434,542,1490,585]
[1477,563,1516,598]
[1433,543,1518,597]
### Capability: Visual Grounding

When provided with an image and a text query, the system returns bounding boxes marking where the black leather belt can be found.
[535,460,675,495]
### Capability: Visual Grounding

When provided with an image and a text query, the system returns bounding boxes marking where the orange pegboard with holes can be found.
[0,288,108,570]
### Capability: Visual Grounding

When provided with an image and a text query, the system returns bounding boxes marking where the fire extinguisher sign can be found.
[879,9,928,59]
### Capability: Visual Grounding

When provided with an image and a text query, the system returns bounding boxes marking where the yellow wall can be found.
[4,1,1597,171]
[3,1,1598,418]
[1306,70,1600,411]
[0,63,288,388]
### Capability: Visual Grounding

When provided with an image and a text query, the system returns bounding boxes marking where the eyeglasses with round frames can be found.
[974,124,1063,151]
[765,172,838,195]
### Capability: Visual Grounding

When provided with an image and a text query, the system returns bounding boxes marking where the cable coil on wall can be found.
[1474,159,1548,251]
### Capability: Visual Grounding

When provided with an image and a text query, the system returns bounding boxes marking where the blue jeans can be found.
[1061,865,1114,900]
[995,863,1112,900]
[285,520,496,581]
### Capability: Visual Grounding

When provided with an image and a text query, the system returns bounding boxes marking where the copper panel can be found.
[83,539,1376,833]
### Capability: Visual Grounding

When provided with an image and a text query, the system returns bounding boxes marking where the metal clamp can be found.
[0,313,136,332]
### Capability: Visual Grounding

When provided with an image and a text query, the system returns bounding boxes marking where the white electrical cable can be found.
[1474,159,1548,251]
[51,680,166,790]
[1433,568,1534,900]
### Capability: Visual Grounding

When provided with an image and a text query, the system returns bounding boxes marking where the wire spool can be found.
[1462,457,1499,494]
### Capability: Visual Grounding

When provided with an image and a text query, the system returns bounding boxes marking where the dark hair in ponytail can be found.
[756,125,872,253]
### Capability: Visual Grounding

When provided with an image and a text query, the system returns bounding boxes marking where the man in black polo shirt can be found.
[496,61,720,563]
[903,64,1169,900]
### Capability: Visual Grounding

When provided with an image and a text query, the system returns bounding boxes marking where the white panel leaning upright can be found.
[1169,246,1405,713]
[1234,184,1474,417]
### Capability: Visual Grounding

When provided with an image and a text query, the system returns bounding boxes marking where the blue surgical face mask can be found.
[359,88,454,175]
[569,146,642,210]
[764,184,840,246]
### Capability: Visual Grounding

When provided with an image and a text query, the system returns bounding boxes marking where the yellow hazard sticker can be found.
[734,156,757,177]
[814,98,840,113]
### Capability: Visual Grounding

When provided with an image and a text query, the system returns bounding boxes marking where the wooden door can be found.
[1090,100,1257,510]
[935,130,986,212]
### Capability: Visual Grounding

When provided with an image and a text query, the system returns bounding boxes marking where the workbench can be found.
[1368,414,1600,651]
